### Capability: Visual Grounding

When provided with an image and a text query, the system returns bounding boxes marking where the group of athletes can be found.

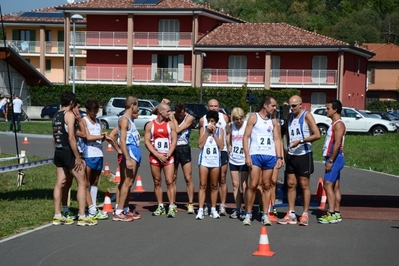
[52,91,346,226]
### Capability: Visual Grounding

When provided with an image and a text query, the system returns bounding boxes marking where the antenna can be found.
[67,0,75,4]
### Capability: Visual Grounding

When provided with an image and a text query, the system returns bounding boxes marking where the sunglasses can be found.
[290,103,301,108]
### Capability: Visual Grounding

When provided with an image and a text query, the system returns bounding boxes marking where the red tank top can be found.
[151,120,171,154]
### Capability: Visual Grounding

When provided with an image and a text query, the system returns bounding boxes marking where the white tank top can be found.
[249,113,276,156]
[229,121,247,165]
[81,116,103,158]
[203,112,227,151]
[288,111,312,155]
[198,128,221,168]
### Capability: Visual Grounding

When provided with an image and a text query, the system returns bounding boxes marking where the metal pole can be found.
[72,20,76,94]
[200,55,203,104]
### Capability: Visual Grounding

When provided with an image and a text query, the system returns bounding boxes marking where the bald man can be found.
[198,99,230,216]
[277,95,320,226]
[145,103,178,218]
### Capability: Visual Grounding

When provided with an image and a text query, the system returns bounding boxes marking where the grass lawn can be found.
[0,154,117,240]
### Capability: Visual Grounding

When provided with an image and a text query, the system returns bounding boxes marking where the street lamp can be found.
[71,14,83,94]
[200,52,206,104]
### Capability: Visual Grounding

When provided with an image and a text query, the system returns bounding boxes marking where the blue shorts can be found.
[229,163,249,172]
[250,155,277,170]
[123,144,141,165]
[85,157,103,171]
[324,154,345,183]
[0,106,5,111]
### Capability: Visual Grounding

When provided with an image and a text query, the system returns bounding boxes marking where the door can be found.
[228,55,247,83]
[312,56,327,84]
[310,92,326,111]
[158,19,179,46]
[271,56,280,83]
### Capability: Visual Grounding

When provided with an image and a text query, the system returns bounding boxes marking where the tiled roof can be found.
[362,43,399,61]
[1,0,238,23]
[197,23,349,47]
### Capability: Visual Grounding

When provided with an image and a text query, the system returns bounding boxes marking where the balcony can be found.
[270,69,338,88]
[7,40,86,56]
[72,32,192,49]
[72,66,192,85]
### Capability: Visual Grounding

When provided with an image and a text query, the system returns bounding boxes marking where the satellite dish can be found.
[67,0,75,4]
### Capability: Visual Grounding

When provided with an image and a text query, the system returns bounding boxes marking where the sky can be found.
[0,0,84,15]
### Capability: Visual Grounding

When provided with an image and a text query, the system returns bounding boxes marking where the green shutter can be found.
[29,30,36,52]
[46,59,51,72]
[58,31,64,53]
[12,30,19,40]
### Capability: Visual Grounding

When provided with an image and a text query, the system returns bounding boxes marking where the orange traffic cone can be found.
[268,200,278,222]
[318,188,327,210]
[102,192,114,213]
[106,143,113,152]
[103,162,111,176]
[253,226,275,257]
[22,136,30,144]
[113,167,121,183]
[133,175,145,192]
[315,177,324,201]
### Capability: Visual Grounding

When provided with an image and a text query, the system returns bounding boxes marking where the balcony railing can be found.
[270,69,337,86]
[70,67,338,87]
[72,32,192,48]
[72,66,192,84]
[7,40,86,56]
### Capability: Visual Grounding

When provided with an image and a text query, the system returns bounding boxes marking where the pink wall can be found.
[342,52,367,109]
[87,15,128,31]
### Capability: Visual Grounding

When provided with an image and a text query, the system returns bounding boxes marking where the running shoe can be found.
[318,213,338,224]
[152,206,166,216]
[229,208,239,219]
[299,215,309,226]
[261,214,272,226]
[62,210,77,220]
[335,213,342,222]
[125,210,141,220]
[219,204,227,216]
[210,210,220,219]
[113,212,134,222]
[187,204,195,214]
[239,208,246,220]
[170,204,178,213]
[53,216,74,225]
[243,214,252,226]
[167,207,176,218]
[77,216,98,226]
[196,210,204,220]
[204,205,209,216]
[89,209,108,220]
[277,213,298,225]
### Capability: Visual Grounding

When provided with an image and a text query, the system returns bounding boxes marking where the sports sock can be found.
[289,210,296,218]
[88,205,96,215]
[115,209,123,215]
[90,186,98,207]
[211,207,216,213]
[123,207,129,213]
[62,206,69,213]
[54,213,62,218]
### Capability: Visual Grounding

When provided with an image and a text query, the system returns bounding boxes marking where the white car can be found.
[97,107,156,130]
[311,107,397,136]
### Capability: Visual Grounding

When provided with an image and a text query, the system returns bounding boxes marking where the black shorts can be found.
[221,151,229,166]
[285,152,314,177]
[53,149,76,169]
[174,145,192,165]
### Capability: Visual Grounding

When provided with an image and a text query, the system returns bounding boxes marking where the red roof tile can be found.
[197,23,349,47]
[362,43,399,61]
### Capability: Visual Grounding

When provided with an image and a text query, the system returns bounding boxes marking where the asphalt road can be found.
[1,133,399,265]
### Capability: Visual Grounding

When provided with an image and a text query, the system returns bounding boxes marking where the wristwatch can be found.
[328,159,334,164]
[300,139,304,144]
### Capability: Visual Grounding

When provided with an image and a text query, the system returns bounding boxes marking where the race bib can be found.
[154,138,169,153]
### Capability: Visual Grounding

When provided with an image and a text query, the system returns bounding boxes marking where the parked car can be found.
[41,104,86,119]
[311,107,397,136]
[364,111,399,130]
[103,97,159,115]
[41,103,60,119]
[97,107,156,130]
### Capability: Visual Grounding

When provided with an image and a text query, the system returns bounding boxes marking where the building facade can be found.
[2,0,374,110]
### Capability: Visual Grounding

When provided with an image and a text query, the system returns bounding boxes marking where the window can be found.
[271,56,280,83]
[152,54,184,81]
[158,19,179,46]
[310,92,326,110]
[343,109,358,118]
[228,55,247,82]
[45,30,52,41]
[46,60,51,72]
[367,67,375,84]
[312,56,327,83]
